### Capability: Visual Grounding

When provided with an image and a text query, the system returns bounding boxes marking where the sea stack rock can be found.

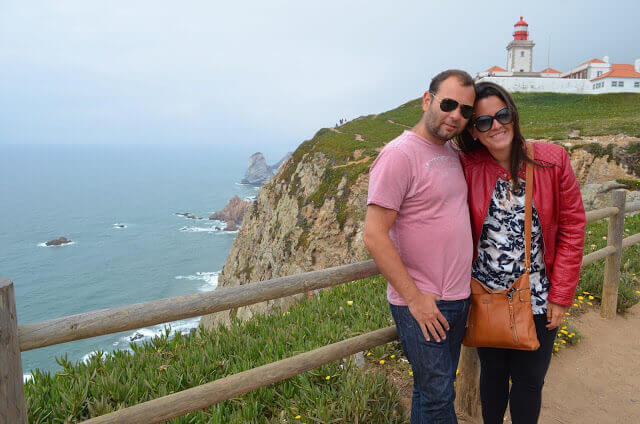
[209,196,251,230]
[45,237,72,246]
[241,153,274,186]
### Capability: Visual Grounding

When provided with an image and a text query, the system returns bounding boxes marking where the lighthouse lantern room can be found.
[506,16,535,73]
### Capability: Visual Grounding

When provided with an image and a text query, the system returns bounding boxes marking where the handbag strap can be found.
[523,143,534,273]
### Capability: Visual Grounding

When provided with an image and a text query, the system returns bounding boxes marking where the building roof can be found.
[514,16,528,27]
[578,58,607,67]
[486,65,507,72]
[591,64,640,81]
[541,67,561,74]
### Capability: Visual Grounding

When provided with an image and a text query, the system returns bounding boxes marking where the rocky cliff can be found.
[200,97,640,329]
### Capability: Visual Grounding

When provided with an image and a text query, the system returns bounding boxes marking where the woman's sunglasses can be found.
[430,93,474,119]
[472,108,514,132]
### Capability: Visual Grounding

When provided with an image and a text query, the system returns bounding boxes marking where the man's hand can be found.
[407,292,450,342]
[546,302,568,330]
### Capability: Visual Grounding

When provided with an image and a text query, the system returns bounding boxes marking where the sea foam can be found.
[175,271,219,292]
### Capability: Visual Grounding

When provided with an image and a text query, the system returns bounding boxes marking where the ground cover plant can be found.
[25,277,407,423]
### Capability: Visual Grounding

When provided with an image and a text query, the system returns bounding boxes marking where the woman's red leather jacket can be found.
[459,142,586,307]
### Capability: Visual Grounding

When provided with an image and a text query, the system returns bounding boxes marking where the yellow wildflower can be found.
[577,296,584,300]
[379,360,385,365]
[587,302,593,306]
[366,352,372,357]
[583,291,590,295]
[295,415,301,420]
[573,303,579,307]
[409,371,413,376]
[390,355,396,359]
[561,340,567,344]
[565,312,571,316]
[325,375,331,380]
[588,295,594,300]
[562,326,567,329]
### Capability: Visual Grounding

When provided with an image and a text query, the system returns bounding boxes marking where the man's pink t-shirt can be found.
[367,130,472,305]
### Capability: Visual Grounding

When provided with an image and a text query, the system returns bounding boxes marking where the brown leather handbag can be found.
[463,152,540,351]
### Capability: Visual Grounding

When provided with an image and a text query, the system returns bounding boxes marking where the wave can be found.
[244,195,257,201]
[175,271,219,292]
[179,224,237,233]
[113,223,127,229]
[37,241,76,247]
[111,318,201,349]
[179,226,219,233]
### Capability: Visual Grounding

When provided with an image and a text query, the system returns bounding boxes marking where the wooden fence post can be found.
[454,345,480,419]
[601,189,626,319]
[0,279,28,423]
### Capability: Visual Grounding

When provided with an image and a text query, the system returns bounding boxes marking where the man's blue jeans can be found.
[390,298,470,424]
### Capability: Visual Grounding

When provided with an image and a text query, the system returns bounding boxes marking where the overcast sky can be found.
[1,0,638,152]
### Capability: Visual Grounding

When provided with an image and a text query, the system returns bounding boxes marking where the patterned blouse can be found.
[471,178,550,314]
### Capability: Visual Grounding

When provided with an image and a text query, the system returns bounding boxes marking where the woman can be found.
[456,82,586,424]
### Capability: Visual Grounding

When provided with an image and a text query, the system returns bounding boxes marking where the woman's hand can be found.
[546,302,568,330]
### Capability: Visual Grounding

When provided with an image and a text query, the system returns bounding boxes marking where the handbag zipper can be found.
[507,289,519,344]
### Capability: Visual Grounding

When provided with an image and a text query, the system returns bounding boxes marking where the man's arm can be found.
[363,204,449,342]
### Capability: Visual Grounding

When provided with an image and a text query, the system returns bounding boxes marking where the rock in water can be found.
[45,237,72,246]
[209,196,251,229]
[241,153,274,185]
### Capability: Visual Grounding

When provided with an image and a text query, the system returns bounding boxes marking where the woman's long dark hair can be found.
[456,81,536,190]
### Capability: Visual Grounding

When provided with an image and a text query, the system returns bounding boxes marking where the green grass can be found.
[514,92,640,139]
[25,277,407,424]
[574,213,640,314]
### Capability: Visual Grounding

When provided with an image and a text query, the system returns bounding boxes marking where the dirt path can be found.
[539,303,640,424]
[392,303,640,423]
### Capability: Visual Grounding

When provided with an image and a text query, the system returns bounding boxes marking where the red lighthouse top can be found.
[513,16,529,41]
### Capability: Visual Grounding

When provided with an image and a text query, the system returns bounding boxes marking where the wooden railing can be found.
[1,190,639,423]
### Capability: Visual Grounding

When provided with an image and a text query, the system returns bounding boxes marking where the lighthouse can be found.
[506,16,535,73]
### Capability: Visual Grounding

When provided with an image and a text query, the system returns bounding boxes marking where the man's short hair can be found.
[428,69,474,95]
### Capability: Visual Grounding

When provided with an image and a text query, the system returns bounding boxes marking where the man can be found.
[363,69,476,423]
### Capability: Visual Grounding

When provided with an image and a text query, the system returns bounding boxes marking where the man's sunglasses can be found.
[472,108,514,132]
[430,92,474,120]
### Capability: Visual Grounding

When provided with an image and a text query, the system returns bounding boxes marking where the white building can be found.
[476,17,640,94]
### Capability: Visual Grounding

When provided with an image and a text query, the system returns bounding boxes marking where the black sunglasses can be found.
[430,92,474,119]
[472,108,514,132]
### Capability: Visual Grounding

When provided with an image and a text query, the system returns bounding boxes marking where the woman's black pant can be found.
[477,314,558,424]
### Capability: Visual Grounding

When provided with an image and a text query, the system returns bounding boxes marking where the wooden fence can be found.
[1,189,639,423]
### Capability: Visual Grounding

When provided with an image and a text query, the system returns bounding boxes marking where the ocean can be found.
[0,143,282,378]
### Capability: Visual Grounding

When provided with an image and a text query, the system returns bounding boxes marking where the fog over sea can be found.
[0,143,284,377]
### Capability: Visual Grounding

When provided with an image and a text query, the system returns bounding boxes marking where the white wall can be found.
[478,76,640,94]
[592,77,640,93]
[478,76,591,93]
